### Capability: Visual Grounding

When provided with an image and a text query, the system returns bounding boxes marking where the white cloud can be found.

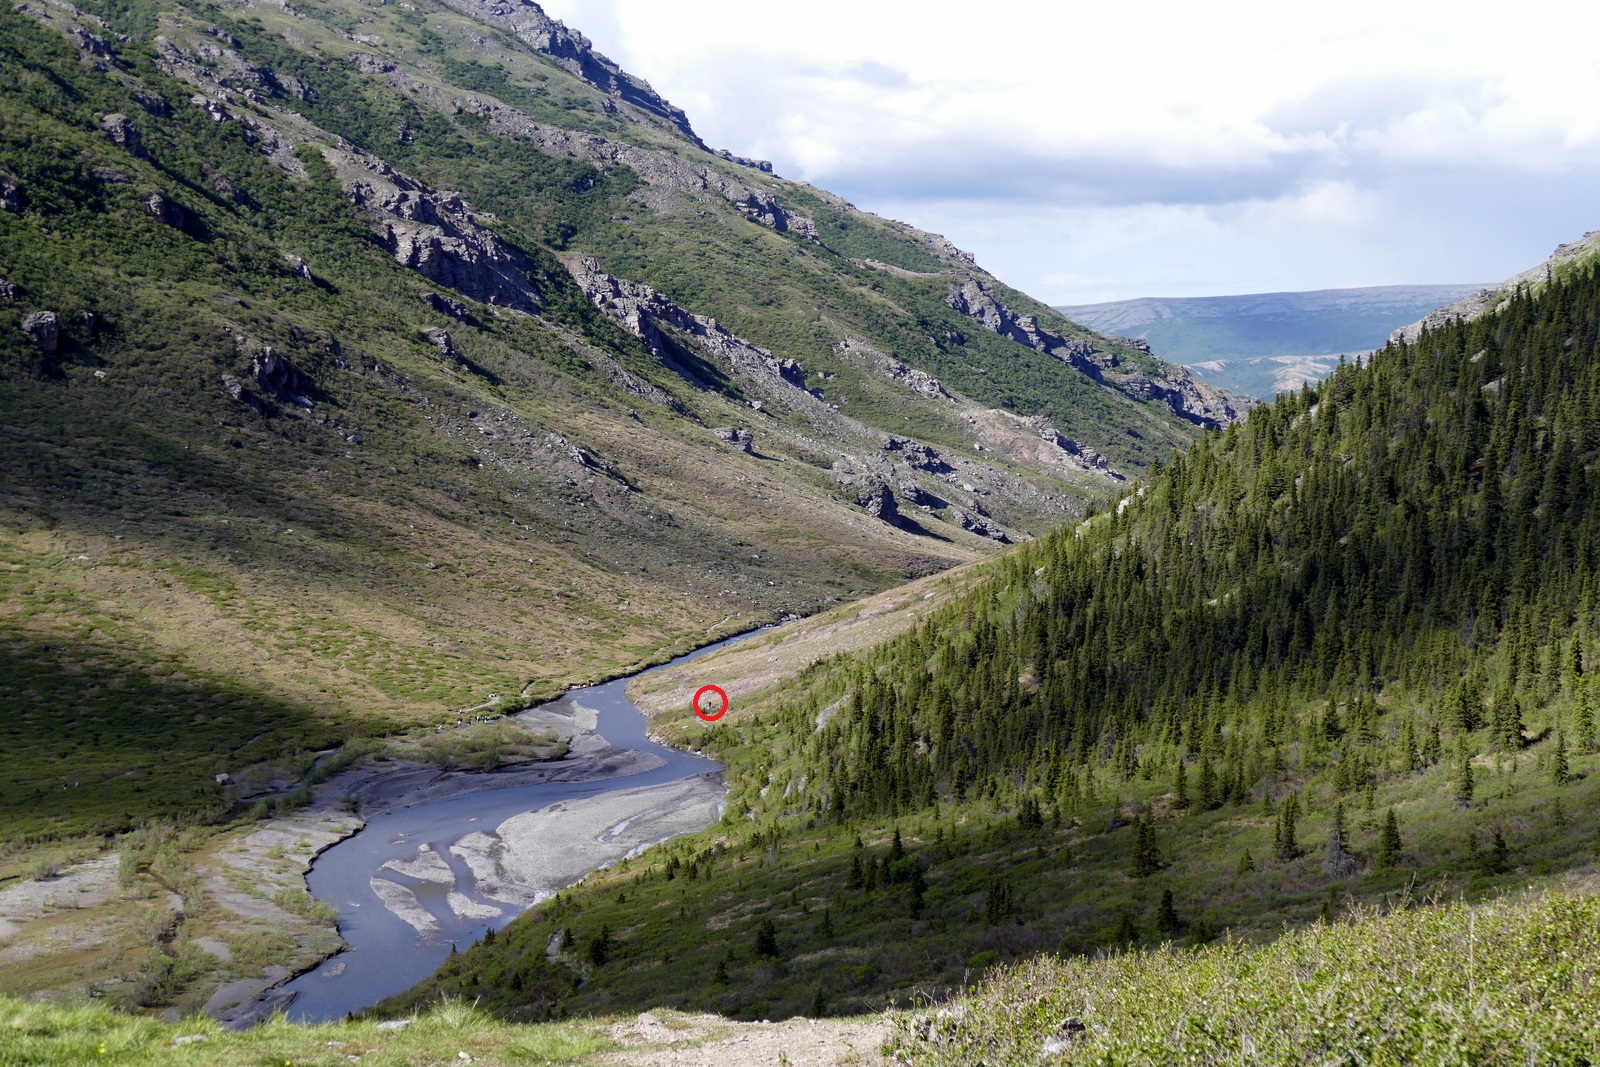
[536,0,1600,301]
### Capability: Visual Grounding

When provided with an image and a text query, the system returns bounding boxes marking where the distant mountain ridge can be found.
[1058,284,1483,398]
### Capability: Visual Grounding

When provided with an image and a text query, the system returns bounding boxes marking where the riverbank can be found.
[0,627,764,1022]
[207,693,702,1023]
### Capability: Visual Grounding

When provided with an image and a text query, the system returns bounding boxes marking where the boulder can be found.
[20,310,59,352]
[0,178,23,214]
[948,506,1008,543]
[144,193,184,228]
[713,427,753,453]
[100,113,147,159]
[856,480,898,522]
[420,291,471,319]
[424,327,462,362]
[0,280,16,302]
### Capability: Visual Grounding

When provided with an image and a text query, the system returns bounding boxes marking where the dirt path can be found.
[602,1011,891,1067]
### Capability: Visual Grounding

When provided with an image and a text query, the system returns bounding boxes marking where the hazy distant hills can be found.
[1058,284,1483,398]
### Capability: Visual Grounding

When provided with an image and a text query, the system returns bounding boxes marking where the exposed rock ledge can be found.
[944,274,1253,430]
[564,255,816,403]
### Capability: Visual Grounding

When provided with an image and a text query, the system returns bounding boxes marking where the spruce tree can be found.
[754,917,779,957]
[1130,818,1162,877]
[1551,731,1571,786]
[1156,889,1180,934]
[1111,910,1138,947]
[982,878,1013,925]
[1236,850,1255,876]
[1491,693,1526,751]
[1173,760,1188,807]
[1275,793,1301,860]
[1454,740,1476,809]
[1489,828,1511,874]
[1578,684,1598,752]
[1376,809,1402,868]
[1422,720,1442,766]
[1322,800,1355,877]
[586,924,611,966]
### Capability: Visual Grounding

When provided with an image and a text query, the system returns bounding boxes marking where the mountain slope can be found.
[1392,230,1600,343]
[1058,284,1483,398]
[0,0,1249,843]
[412,256,1600,1021]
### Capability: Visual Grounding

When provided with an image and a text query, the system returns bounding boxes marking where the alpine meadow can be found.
[2,0,1600,1062]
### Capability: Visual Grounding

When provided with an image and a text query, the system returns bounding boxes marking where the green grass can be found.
[0,997,617,1066]
[887,888,1600,1065]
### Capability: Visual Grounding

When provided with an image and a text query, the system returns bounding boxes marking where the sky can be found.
[536,0,1600,304]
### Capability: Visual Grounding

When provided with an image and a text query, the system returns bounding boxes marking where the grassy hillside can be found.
[889,887,1600,1066]
[405,263,1600,1022]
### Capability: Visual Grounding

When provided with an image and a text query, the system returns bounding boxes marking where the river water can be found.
[281,630,758,1022]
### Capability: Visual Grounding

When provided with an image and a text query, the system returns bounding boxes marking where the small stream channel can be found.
[281,629,762,1023]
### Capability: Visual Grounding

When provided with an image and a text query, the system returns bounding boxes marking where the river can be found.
[281,630,759,1022]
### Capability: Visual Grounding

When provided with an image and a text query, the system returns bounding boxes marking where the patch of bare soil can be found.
[603,1011,891,1067]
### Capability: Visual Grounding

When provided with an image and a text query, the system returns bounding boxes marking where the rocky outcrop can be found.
[100,113,146,159]
[435,0,702,143]
[0,178,23,214]
[882,436,952,474]
[424,327,461,363]
[564,256,815,400]
[960,410,1123,481]
[835,336,953,402]
[225,334,311,410]
[855,480,898,522]
[420,291,472,320]
[330,150,543,314]
[948,507,1008,543]
[0,280,17,302]
[1038,429,1116,475]
[19,311,59,352]
[1109,372,1253,429]
[946,274,1110,373]
[882,357,951,401]
[716,149,774,174]
[713,427,754,453]
[1391,230,1600,344]
[144,192,184,227]
[945,274,1252,430]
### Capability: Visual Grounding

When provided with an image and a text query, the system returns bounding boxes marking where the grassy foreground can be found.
[888,887,1600,1066]
[0,997,616,1067]
[6,890,1600,1065]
